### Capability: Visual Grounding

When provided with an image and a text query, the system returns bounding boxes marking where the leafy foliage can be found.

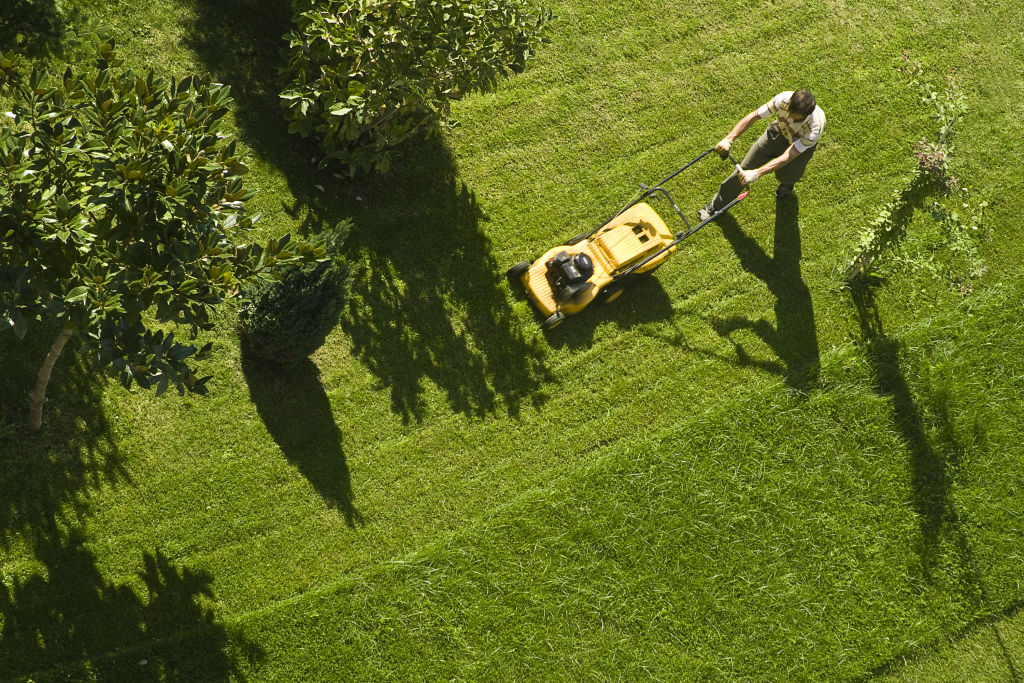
[280,0,551,175]
[844,55,980,285]
[0,40,322,406]
[238,222,352,366]
[894,192,990,295]
[0,51,30,88]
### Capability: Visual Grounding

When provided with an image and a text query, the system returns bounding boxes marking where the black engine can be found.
[546,251,594,301]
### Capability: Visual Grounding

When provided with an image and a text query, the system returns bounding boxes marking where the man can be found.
[699,89,825,222]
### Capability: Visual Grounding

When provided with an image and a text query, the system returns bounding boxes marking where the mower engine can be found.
[546,251,594,301]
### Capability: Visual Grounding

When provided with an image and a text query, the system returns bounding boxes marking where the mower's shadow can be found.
[540,275,676,350]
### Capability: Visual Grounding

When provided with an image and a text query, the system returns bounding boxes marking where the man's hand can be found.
[739,168,760,186]
[715,137,732,157]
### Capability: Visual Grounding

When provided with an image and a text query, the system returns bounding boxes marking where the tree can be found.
[280,0,551,175]
[0,40,322,430]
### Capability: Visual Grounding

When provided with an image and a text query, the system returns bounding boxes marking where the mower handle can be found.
[604,147,742,230]
[571,146,747,266]
[614,188,750,282]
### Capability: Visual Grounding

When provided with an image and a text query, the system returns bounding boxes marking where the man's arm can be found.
[740,143,802,185]
[716,110,761,155]
[726,110,761,142]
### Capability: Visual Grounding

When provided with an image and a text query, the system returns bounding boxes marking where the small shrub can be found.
[280,0,551,175]
[239,223,352,366]
[912,138,956,192]
[845,54,976,285]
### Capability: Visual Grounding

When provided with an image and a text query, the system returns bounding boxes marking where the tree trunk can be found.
[28,326,74,431]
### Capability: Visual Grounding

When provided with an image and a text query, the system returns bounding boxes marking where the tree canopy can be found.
[0,40,321,429]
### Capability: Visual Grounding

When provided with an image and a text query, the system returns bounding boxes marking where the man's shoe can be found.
[776,184,794,199]
[698,207,713,223]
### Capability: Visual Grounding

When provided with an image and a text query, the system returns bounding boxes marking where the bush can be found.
[280,0,551,175]
[238,223,352,366]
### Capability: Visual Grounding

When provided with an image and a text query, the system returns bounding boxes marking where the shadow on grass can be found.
[0,333,258,679]
[851,284,951,573]
[539,273,676,350]
[240,342,361,526]
[0,524,261,681]
[178,0,303,177]
[851,283,1020,681]
[0,0,77,58]
[181,0,551,423]
[0,329,124,544]
[709,196,821,393]
[338,140,551,422]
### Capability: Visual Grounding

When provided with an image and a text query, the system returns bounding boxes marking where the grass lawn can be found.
[2,0,1024,679]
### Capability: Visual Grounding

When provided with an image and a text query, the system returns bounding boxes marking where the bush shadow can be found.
[0,329,125,545]
[709,196,821,393]
[851,283,1020,681]
[181,1,550,423]
[336,138,551,422]
[240,342,361,526]
[178,0,311,181]
[0,524,261,681]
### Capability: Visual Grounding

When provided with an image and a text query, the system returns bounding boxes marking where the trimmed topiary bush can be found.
[280,0,551,175]
[238,223,352,366]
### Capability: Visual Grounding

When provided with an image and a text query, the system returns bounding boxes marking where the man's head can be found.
[789,89,816,121]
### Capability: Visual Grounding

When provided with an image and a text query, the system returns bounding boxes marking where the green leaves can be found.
[64,286,90,303]
[280,0,551,175]
[0,39,320,420]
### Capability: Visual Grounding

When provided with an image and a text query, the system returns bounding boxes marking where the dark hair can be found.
[790,89,816,117]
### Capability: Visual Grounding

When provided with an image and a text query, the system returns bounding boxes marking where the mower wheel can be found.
[543,311,566,329]
[505,260,531,280]
[598,283,624,303]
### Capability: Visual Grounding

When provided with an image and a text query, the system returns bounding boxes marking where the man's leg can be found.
[774,145,815,198]
[707,125,788,214]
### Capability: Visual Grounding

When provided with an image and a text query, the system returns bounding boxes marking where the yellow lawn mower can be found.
[506,147,749,329]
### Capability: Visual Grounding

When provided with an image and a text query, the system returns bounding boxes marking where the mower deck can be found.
[506,146,750,329]
[519,202,675,318]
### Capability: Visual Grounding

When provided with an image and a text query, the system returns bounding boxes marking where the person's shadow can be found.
[710,195,821,392]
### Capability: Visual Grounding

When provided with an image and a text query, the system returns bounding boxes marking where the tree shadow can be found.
[180,0,551,423]
[851,283,1019,681]
[850,284,949,572]
[240,342,361,526]
[0,329,126,545]
[0,0,81,58]
[710,196,821,392]
[337,143,551,422]
[0,524,261,681]
[178,0,312,181]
